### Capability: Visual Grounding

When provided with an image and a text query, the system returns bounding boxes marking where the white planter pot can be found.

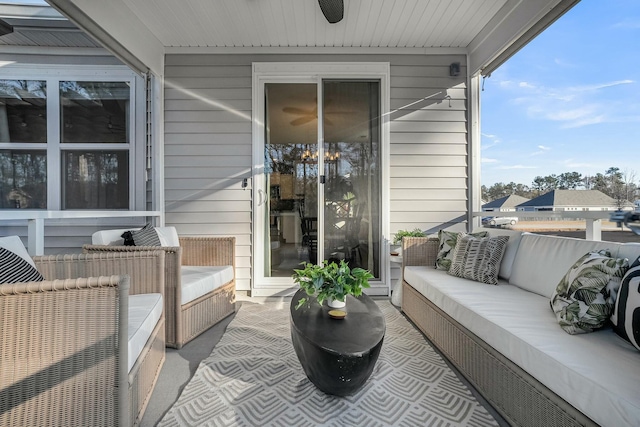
[327,297,346,309]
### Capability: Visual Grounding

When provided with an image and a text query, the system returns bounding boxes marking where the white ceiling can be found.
[5,0,579,77]
[120,0,506,49]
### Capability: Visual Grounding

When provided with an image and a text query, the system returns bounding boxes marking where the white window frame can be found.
[0,64,146,211]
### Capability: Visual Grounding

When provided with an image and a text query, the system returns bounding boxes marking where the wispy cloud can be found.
[562,159,596,169]
[481,132,501,150]
[496,77,636,128]
[612,19,640,29]
[530,145,551,156]
[482,157,499,163]
[496,165,538,170]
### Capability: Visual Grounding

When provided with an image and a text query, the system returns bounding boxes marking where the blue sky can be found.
[481,0,640,187]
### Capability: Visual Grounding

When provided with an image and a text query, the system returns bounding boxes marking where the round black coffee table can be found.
[290,289,386,396]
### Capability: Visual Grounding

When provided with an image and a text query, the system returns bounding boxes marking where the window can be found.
[0,70,140,210]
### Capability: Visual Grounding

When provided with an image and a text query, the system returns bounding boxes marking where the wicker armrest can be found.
[0,276,130,427]
[179,236,236,268]
[38,250,166,296]
[402,237,439,269]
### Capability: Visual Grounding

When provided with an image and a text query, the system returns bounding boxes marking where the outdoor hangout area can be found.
[1,0,640,426]
[2,222,640,426]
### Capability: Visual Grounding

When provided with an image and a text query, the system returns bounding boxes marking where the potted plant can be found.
[391,228,426,255]
[293,259,373,310]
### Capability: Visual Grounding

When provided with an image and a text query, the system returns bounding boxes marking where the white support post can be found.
[585,218,602,241]
[27,218,45,256]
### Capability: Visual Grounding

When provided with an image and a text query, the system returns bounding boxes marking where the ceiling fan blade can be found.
[282,107,311,115]
[290,116,315,126]
[318,0,343,24]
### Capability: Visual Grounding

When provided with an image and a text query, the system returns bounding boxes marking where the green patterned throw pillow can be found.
[435,230,488,270]
[551,249,629,335]
[448,234,510,285]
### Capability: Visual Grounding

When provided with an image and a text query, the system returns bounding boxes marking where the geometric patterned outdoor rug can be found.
[158,299,499,427]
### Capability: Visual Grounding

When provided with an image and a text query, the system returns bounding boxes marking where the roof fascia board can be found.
[0,4,66,20]
[46,0,164,76]
[467,0,579,77]
[0,45,111,56]
[165,46,467,55]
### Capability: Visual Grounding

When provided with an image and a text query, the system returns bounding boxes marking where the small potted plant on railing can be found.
[391,228,426,255]
[293,259,373,310]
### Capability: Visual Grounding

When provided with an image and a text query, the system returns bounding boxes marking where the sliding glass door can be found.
[253,75,382,292]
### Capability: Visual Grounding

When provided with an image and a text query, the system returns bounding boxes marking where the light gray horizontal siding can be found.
[164,53,468,291]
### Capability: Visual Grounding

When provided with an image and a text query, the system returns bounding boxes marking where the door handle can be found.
[257,189,265,206]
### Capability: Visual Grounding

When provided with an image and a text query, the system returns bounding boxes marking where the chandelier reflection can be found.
[301,149,340,164]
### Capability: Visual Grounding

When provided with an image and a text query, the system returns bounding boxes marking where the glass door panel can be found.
[257,78,382,289]
[322,81,381,279]
[264,83,318,278]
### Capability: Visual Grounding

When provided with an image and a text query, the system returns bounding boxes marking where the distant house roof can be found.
[517,190,618,209]
[483,194,530,210]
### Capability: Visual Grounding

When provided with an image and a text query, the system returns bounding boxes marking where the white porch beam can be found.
[468,0,579,77]
[585,219,602,241]
[46,0,164,76]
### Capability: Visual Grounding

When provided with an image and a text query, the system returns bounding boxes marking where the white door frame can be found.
[251,62,391,296]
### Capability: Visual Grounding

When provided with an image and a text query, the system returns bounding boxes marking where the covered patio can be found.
[4,1,616,426]
[0,0,582,295]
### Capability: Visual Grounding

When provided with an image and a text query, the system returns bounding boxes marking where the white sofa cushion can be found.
[404,266,640,427]
[509,233,624,298]
[92,226,180,247]
[181,265,234,305]
[128,293,163,373]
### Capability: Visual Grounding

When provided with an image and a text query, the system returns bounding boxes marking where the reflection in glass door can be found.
[263,83,318,278]
[260,80,381,282]
[322,81,381,278]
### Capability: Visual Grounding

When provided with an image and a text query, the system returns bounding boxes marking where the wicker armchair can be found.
[0,250,166,427]
[85,230,236,349]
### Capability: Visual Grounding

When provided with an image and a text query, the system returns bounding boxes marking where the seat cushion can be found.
[92,226,180,247]
[128,293,163,373]
[181,265,234,305]
[404,266,640,427]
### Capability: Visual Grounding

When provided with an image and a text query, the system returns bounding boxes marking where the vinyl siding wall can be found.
[164,53,468,291]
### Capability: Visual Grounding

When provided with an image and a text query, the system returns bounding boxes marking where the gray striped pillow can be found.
[448,235,510,285]
[0,247,44,283]
[131,223,161,246]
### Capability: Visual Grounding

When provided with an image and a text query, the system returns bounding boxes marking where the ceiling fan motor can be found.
[318,0,344,24]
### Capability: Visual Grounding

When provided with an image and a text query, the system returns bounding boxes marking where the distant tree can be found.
[606,167,625,208]
[544,174,559,191]
[622,169,638,203]
[557,172,583,189]
[485,167,639,203]
[532,176,545,195]
[591,173,608,194]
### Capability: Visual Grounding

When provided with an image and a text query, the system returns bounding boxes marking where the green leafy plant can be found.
[393,228,426,245]
[292,259,373,309]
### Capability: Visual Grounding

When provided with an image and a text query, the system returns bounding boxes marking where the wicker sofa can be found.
[0,248,166,427]
[401,229,640,427]
[84,227,236,349]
